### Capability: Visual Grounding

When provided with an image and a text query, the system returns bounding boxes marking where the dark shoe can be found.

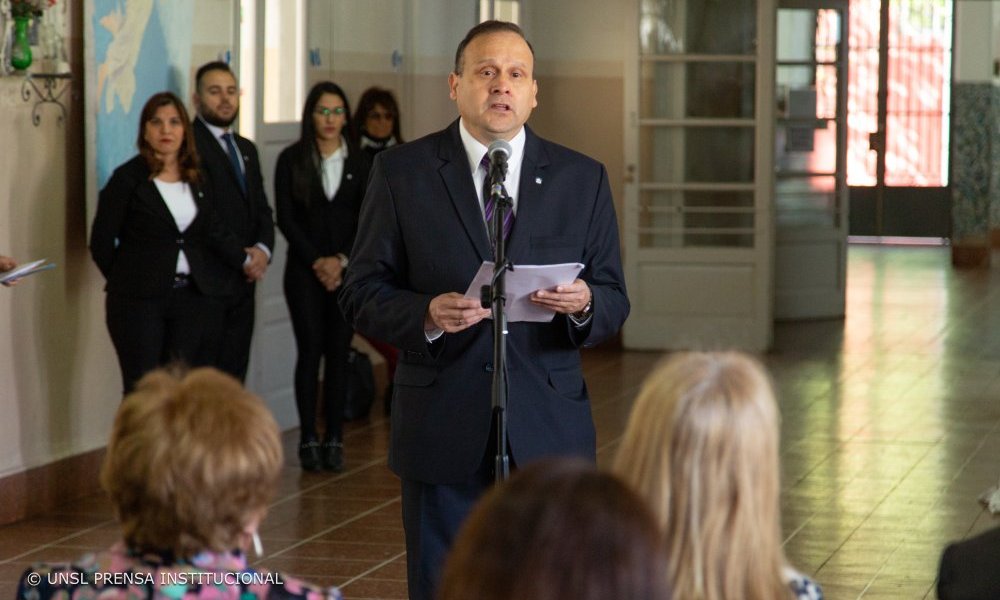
[322,440,344,472]
[298,441,322,472]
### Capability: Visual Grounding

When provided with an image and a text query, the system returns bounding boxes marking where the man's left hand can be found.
[530,278,591,314]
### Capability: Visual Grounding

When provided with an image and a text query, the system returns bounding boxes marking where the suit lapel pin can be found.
[347,173,353,180]
[535,177,542,184]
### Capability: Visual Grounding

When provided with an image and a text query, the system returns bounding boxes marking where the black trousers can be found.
[284,262,353,442]
[216,284,256,382]
[105,284,224,395]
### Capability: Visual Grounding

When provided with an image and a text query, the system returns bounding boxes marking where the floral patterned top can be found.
[17,542,343,600]
[786,567,824,600]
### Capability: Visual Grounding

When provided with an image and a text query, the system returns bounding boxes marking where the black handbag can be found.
[343,348,375,421]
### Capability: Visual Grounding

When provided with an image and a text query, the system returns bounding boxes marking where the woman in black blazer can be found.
[275,81,370,472]
[90,92,246,394]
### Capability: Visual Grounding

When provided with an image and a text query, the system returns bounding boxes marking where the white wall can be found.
[523,0,628,213]
[0,66,119,478]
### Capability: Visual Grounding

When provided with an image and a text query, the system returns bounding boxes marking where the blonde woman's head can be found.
[614,351,788,600]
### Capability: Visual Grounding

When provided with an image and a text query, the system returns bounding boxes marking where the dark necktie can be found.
[222,132,247,194]
[480,154,514,242]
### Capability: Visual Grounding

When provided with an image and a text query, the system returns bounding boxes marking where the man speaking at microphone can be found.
[339,20,629,600]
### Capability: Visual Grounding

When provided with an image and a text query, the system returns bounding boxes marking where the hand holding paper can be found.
[531,278,591,315]
[426,292,491,333]
[465,261,585,322]
[0,258,57,286]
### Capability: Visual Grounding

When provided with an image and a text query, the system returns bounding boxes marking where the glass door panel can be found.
[846,0,953,237]
[774,2,849,320]
[625,0,773,350]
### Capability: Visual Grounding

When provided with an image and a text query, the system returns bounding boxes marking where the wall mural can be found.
[85,0,193,231]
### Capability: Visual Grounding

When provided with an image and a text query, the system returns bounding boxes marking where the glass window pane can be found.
[847,2,880,187]
[846,0,952,188]
[641,127,755,184]
[776,175,839,227]
[885,0,951,186]
[641,0,757,55]
[777,65,839,119]
[480,0,520,23]
[639,190,755,248]
[884,114,945,186]
[263,0,303,123]
[641,61,755,119]
[239,0,256,138]
[777,118,838,175]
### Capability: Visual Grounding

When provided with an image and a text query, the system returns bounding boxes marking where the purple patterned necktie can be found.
[481,153,514,242]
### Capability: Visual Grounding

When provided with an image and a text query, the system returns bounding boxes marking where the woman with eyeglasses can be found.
[355,86,404,160]
[275,81,370,472]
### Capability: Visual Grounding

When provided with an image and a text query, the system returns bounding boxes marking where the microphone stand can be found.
[480,158,513,484]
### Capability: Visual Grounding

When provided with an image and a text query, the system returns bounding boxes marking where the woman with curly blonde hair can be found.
[17,367,343,600]
[614,351,822,600]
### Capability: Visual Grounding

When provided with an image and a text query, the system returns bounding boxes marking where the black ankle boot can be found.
[299,440,322,472]
[322,440,344,472]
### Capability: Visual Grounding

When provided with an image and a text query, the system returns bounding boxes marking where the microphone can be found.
[487,139,512,189]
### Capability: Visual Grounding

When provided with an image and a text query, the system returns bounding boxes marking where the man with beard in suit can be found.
[192,61,274,381]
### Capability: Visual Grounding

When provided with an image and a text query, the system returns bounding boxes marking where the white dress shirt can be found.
[458,118,526,223]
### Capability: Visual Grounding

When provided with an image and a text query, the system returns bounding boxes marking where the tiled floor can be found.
[2,244,1000,599]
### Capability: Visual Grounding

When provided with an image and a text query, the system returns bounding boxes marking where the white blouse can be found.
[321,143,348,200]
[154,179,196,275]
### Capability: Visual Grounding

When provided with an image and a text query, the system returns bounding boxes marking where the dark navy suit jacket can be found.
[193,118,274,296]
[339,120,629,484]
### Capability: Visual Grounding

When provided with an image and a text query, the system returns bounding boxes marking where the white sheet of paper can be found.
[0,259,56,284]
[465,261,585,322]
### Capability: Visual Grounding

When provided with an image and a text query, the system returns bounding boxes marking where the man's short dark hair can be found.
[195,61,235,93]
[453,20,534,75]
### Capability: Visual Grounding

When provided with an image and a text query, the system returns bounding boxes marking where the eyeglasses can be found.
[367,111,395,121]
[315,106,346,117]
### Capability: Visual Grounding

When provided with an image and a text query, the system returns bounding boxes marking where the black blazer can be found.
[274,140,370,269]
[339,120,630,484]
[193,118,275,292]
[938,526,1000,599]
[90,156,246,298]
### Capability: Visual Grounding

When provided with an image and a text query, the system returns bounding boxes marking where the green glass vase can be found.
[10,16,33,71]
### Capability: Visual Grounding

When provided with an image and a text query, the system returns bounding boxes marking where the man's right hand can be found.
[425,293,491,333]
[243,247,268,281]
